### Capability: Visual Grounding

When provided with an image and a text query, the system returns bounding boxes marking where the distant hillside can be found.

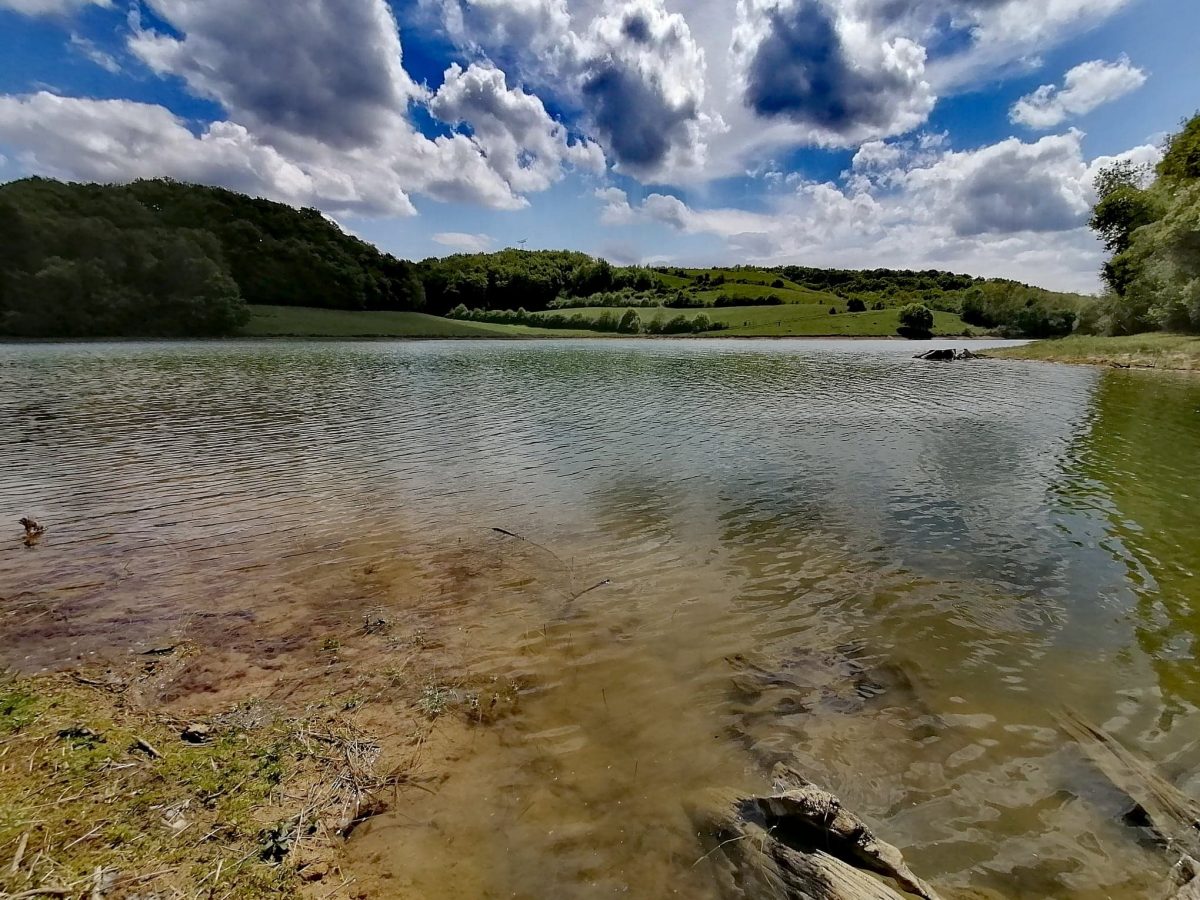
[0,178,424,337]
[428,252,1090,337]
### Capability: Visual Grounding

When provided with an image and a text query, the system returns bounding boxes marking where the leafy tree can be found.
[897,303,934,339]
[1158,113,1200,182]
[1085,113,1200,334]
[617,309,642,334]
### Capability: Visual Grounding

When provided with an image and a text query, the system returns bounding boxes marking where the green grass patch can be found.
[992,333,1200,370]
[680,268,808,290]
[694,282,840,305]
[0,670,394,897]
[654,273,693,290]
[241,305,592,338]
[538,305,973,337]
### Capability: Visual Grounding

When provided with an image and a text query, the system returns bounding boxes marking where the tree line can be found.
[446,305,725,334]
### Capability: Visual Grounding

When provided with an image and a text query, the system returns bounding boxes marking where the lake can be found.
[2,338,1198,898]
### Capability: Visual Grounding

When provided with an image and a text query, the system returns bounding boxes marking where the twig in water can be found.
[569,579,610,603]
[489,528,571,576]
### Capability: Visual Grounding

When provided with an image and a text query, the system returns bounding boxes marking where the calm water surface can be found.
[2,339,1199,898]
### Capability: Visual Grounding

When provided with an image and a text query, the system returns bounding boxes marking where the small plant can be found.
[259,822,293,863]
[418,684,455,718]
[320,637,340,653]
[0,686,39,734]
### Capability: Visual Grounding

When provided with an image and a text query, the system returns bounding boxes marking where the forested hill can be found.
[0,178,424,337]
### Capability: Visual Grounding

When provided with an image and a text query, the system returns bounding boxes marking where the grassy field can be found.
[537,304,974,337]
[241,305,591,338]
[679,268,808,290]
[992,333,1200,370]
[693,282,840,305]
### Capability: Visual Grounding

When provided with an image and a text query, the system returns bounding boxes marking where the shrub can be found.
[847,298,867,313]
[897,303,934,339]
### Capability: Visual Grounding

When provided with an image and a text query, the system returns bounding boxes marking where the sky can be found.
[0,0,1195,292]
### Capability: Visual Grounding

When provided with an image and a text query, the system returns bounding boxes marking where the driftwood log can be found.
[689,763,942,900]
[1057,708,1200,898]
[913,349,981,361]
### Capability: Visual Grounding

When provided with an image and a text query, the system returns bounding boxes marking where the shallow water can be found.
[2,338,1199,898]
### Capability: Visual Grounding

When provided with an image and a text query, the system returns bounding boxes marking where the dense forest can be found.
[0,178,424,337]
[1087,112,1200,334]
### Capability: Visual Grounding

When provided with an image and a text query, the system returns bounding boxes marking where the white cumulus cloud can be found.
[430,62,604,194]
[432,232,494,252]
[0,0,109,15]
[1010,56,1147,129]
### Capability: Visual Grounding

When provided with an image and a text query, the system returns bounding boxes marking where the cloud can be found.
[431,0,714,179]
[0,90,538,215]
[0,92,412,211]
[69,33,121,73]
[427,0,1133,180]
[0,0,605,213]
[1010,56,1147,129]
[926,0,1134,90]
[902,131,1094,235]
[0,0,109,15]
[579,1,712,176]
[435,0,577,72]
[595,186,634,224]
[609,130,1163,292]
[432,231,494,252]
[430,62,604,194]
[733,0,934,145]
[129,0,421,149]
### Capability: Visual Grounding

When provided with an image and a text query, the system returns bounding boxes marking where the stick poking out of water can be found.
[490,527,570,573]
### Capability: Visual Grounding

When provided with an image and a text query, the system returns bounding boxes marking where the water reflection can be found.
[1,339,1198,898]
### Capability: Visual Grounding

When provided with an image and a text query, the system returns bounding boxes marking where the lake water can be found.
[2,338,1199,898]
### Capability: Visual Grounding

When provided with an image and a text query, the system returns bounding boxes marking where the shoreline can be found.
[0,333,1006,345]
[990,333,1200,372]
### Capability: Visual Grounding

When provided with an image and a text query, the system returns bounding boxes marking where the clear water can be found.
[2,339,1198,898]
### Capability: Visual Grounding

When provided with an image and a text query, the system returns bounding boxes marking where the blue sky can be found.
[0,0,1195,291]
